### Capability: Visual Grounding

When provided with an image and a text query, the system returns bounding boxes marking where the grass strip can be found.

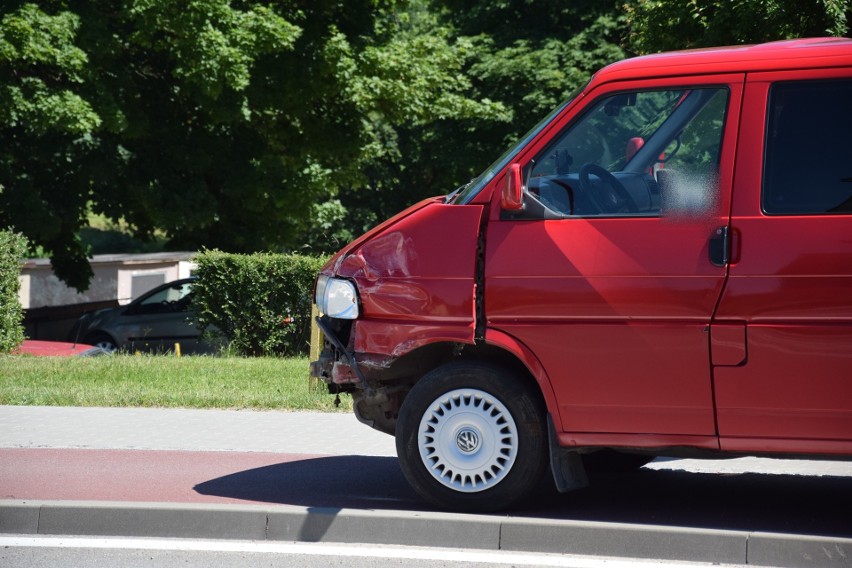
[0,355,351,411]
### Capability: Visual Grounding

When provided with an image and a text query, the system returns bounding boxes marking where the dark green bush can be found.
[193,251,327,356]
[0,229,28,353]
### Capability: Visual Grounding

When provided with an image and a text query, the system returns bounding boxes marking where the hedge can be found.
[0,229,28,353]
[193,251,327,357]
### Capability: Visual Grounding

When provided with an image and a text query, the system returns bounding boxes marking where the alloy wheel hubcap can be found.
[418,388,518,493]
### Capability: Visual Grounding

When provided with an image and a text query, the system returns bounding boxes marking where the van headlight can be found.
[315,275,360,319]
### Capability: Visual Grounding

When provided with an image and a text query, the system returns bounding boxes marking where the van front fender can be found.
[484,327,561,423]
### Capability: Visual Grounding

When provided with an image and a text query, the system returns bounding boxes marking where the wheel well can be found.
[382,338,530,376]
[84,331,116,345]
[456,343,546,409]
[362,342,547,433]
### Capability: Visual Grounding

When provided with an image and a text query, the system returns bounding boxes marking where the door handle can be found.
[709,226,729,267]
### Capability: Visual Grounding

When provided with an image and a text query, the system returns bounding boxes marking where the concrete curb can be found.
[2,500,852,566]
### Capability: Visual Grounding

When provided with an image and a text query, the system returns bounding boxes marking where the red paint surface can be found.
[712,68,852,448]
[480,71,746,437]
[0,448,317,504]
[336,202,482,326]
[15,340,98,357]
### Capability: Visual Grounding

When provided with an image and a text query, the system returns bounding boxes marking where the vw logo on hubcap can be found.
[455,427,480,454]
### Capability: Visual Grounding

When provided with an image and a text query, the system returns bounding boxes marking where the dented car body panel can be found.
[313,199,485,433]
[332,200,483,330]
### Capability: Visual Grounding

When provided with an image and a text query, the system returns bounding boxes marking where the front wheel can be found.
[396,362,548,512]
[84,333,118,354]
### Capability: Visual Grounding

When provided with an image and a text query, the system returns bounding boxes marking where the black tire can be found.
[396,362,549,513]
[84,333,118,354]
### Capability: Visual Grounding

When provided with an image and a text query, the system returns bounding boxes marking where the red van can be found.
[311,38,852,512]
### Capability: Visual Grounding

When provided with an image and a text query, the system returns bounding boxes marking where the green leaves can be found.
[325,0,626,241]
[127,1,301,98]
[0,4,88,77]
[193,251,327,356]
[349,26,509,125]
[624,0,851,54]
[0,78,100,135]
[0,229,28,354]
[0,4,97,135]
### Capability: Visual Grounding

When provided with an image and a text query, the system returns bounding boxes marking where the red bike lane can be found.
[0,447,421,510]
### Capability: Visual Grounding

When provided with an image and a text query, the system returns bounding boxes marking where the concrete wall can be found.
[19,252,197,310]
[19,252,197,342]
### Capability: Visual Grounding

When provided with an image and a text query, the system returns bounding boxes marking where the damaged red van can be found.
[311,38,852,512]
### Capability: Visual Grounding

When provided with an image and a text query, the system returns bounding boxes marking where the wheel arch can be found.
[481,328,560,423]
[83,329,119,347]
[372,331,557,425]
[379,336,544,392]
[348,328,558,438]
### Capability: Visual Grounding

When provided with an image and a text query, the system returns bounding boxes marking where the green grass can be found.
[0,354,352,411]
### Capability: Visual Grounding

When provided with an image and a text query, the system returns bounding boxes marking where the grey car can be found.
[70,278,221,354]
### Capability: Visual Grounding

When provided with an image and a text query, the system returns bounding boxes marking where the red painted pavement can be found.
[0,448,320,504]
[0,448,420,510]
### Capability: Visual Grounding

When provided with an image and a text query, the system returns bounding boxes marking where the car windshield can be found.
[451,87,586,205]
[132,281,194,314]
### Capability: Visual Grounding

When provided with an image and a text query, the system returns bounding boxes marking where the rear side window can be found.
[763,80,852,215]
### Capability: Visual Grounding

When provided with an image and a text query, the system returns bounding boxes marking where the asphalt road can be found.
[4,446,852,539]
[2,406,852,566]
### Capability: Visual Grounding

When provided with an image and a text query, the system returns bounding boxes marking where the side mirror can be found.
[502,163,524,211]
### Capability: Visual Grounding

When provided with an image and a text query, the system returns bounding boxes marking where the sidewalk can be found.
[0,405,396,455]
[2,405,852,567]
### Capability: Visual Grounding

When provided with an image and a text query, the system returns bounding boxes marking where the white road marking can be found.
[0,536,745,567]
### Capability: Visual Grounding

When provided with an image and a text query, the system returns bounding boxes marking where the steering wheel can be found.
[578,163,638,214]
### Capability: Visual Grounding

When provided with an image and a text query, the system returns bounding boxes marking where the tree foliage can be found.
[305,0,626,250]
[0,1,504,290]
[624,0,851,54]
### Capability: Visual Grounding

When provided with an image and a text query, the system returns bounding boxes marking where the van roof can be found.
[591,38,852,86]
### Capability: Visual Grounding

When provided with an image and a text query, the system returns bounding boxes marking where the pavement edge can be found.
[2,500,852,567]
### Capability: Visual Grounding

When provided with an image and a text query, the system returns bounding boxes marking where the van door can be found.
[485,75,743,443]
[713,71,852,454]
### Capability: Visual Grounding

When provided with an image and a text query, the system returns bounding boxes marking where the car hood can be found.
[321,197,442,277]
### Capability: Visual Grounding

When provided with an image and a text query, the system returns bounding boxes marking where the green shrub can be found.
[0,229,28,353]
[193,251,327,356]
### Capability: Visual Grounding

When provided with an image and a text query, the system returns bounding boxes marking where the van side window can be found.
[763,80,852,215]
[526,88,728,218]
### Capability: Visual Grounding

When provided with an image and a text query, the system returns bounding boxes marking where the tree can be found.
[433,0,626,166]
[0,1,506,290]
[0,4,100,290]
[299,3,517,251]
[302,0,627,251]
[624,0,851,54]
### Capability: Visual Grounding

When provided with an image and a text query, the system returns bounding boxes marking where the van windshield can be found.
[450,89,585,205]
